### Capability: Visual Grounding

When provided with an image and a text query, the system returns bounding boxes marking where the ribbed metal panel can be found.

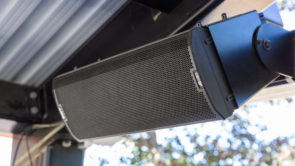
[0,0,126,87]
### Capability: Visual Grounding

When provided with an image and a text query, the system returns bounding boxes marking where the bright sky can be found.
[0,136,12,166]
[247,98,295,142]
[280,8,295,30]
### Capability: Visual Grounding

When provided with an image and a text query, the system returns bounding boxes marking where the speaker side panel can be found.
[191,27,237,119]
[53,31,221,141]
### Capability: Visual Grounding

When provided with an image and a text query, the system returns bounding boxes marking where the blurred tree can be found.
[277,0,295,10]
[117,105,295,166]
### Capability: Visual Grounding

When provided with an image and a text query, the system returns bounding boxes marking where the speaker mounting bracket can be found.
[255,23,295,77]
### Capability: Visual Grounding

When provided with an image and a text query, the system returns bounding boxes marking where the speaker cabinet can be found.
[53,27,236,141]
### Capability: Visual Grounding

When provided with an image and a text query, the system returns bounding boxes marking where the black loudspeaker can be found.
[53,27,236,141]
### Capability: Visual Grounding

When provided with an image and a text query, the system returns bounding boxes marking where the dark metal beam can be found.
[0,81,41,127]
[56,0,223,75]
[133,0,183,13]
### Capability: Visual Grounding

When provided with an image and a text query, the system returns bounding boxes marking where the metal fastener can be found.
[263,40,271,51]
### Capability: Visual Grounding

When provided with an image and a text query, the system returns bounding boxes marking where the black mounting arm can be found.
[255,23,295,77]
[207,10,294,106]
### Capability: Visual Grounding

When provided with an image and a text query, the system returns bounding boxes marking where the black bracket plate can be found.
[208,11,279,106]
[255,23,295,77]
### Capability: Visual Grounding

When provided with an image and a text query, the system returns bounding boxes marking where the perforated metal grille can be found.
[54,33,219,140]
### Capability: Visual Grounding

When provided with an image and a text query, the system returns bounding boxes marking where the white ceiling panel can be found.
[0,0,126,87]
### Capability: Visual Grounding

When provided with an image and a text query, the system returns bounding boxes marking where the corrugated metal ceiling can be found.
[0,0,126,87]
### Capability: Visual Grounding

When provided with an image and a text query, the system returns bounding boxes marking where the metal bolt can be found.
[204,38,212,45]
[62,140,72,148]
[226,94,233,102]
[29,91,37,100]
[196,22,202,27]
[77,142,85,149]
[221,13,227,20]
[30,106,38,115]
[263,40,271,51]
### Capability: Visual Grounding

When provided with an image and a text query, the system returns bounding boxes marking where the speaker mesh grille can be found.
[54,33,219,140]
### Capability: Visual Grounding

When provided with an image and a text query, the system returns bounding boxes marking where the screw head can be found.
[221,13,227,20]
[29,91,37,99]
[263,40,271,51]
[196,22,202,27]
[226,94,233,102]
[30,106,38,115]
[62,140,72,148]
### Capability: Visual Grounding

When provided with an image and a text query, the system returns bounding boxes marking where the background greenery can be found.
[122,103,295,166]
